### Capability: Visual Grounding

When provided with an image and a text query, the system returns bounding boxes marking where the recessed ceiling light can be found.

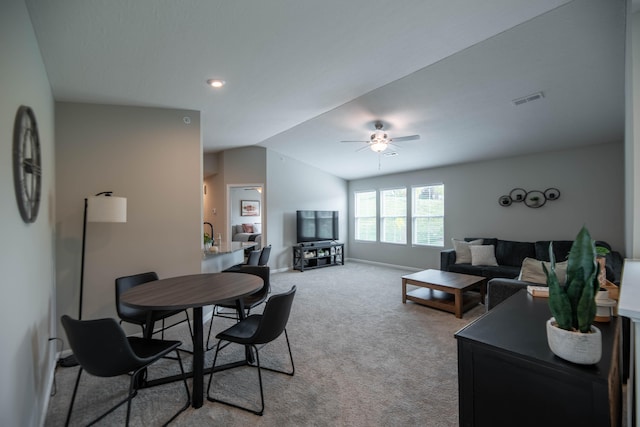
[207,79,226,88]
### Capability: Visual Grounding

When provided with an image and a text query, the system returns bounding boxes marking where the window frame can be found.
[380,187,407,245]
[354,190,377,242]
[411,183,445,247]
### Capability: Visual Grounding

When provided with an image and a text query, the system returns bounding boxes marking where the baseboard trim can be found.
[42,341,60,425]
[280,258,423,273]
[345,258,423,271]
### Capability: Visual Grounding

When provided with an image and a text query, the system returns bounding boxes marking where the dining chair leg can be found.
[164,348,191,424]
[207,341,265,416]
[66,353,190,426]
[254,345,265,416]
[126,373,136,426]
[206,339,224,393]
[64,367,83,427]
[253,329,295,377]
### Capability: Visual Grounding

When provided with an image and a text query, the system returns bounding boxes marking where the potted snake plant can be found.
[542,226,602,364]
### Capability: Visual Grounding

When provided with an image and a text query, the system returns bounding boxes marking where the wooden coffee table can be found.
[402,269,486,318]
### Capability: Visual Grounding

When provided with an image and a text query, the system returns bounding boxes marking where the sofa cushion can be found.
[495,240,536,267]
[470,245,498,266]
[534,240,573,262]
[479,265,521,280]
[466,237,498,247]
[448,263,519,280]
[452,239,483,264]
[448,263,482,276]
[519,257,568,285]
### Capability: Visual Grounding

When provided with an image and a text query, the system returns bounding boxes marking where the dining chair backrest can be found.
[115,272,159,322]
[237,265,270,303]
[258,245,271,266]
[252,285,296,345]
[246,250,261,266]
[61,315,143,377]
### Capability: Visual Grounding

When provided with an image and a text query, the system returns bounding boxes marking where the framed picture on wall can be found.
[241,200,260,216]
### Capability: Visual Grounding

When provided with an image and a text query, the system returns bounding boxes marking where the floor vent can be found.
[512,91,544,106]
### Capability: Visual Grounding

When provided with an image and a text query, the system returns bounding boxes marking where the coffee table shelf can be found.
[402,269,486,318]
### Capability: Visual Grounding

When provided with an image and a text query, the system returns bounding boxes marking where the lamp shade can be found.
[87,196,127,223]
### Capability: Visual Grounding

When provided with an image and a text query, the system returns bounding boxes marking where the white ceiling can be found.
[25,0,625,180]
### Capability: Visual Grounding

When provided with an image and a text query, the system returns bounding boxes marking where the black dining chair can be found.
[258,245,271,266]
[206,265,271,350]
[115,271,193,343]
[207,285,296,416]
[224,249,261,272]
[61,315,190,426]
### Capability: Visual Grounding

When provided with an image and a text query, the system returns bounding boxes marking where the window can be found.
[381,188,406,244]
[354,191,377,241]
[412,184,444,246]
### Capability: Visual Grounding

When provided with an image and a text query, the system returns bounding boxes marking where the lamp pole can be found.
[60,191,126,367]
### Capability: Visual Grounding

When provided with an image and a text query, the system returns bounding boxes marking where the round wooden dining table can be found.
[120,272,262,408]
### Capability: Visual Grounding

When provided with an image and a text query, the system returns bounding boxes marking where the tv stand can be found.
[293,242,344,272]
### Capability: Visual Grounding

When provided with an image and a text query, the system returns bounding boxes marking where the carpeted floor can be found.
[45,262,486,426]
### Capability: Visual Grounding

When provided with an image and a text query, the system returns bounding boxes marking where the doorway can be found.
[227,184,264,249]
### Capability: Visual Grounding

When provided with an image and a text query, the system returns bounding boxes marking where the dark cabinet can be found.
[455,290,621,427]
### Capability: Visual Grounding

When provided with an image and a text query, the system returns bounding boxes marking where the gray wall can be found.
[266,150,348,271]
[349,142,624,270]
[55,103,202,333]
[0,0,56,425]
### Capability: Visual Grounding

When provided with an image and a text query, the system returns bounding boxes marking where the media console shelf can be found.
[293,242,344,272]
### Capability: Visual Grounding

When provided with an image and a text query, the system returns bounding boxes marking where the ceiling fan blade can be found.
[390,134,420,142]
[340,140,369,143]
[356,145,371,152]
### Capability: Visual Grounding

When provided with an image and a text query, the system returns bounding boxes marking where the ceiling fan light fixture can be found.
[370,141,388,153]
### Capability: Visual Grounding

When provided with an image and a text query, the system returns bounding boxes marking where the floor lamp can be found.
[60,191,127,367]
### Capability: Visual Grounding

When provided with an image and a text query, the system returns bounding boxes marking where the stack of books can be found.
[527,285,549,298]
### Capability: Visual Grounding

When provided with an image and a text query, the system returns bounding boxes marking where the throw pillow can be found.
[242,223,254,233]
[452,239,483,264]
[253,223,262,233]
[519,257,568,285]
[470,245,498,266]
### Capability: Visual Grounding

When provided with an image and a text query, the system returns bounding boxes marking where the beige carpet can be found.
[45,262,486,426]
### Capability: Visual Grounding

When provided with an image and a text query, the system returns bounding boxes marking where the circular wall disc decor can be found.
[544,188,561,201]
[524,190,546,208]
[13,106,42,223]
[509,188,526,203]
[498,195,512,206]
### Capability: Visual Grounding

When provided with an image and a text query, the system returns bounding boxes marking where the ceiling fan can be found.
[341,121,420,153]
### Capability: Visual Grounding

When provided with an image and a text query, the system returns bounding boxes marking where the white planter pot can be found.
[546,317,602,365]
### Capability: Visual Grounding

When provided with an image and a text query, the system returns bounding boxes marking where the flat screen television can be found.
[296,210,339,243]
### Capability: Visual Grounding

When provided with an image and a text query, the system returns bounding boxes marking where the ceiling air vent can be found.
[512,91,544,106]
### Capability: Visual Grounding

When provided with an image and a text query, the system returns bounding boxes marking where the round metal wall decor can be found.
[13,106,42,223]
[498,195,512,206]
[524,190,546,208]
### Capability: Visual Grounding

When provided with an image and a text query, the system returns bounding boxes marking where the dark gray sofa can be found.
[440,237,623,309]
[440,238,578,280]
